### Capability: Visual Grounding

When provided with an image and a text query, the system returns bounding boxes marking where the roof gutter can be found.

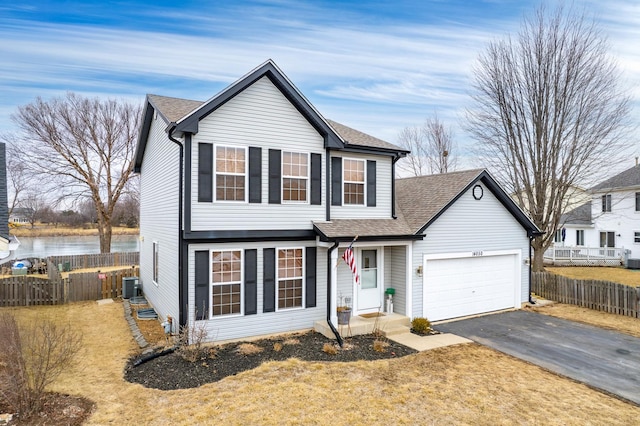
[327,240,343,347]
[167,122,186,327]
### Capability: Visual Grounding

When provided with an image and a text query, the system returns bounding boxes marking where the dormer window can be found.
[343,158,365,205]
[282,151,309,203]
[215,145,247,202]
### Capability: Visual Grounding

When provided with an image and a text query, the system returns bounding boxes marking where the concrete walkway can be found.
[388,332,472,351]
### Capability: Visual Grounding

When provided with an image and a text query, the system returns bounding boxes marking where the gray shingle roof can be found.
[591,165,640,191]
[313,217,414,240]
[560,201,592,225]
[396,169,485,233]
[326,119,407,152]
[148,94,204,123]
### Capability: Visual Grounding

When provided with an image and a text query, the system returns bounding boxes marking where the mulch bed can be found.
[125,331,417,390]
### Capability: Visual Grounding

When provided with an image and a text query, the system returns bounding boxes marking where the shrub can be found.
[236,343,263,355]
[322,343,338,355]
[411,317,432,334]
[0,312,82,418]
[176,322,209,362]
[273,342,283,352]
[373,339,389,353]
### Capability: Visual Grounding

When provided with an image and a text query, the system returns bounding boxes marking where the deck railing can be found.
[543,245,626,266]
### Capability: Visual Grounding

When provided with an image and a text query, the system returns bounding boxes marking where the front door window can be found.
[361,250,377,289]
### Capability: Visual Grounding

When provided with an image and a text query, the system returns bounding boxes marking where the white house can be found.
[133,60,541,343]
[560,164,640,259]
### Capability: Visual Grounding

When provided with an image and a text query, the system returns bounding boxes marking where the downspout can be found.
[167,123,186,327]
[528,234,535,304]
[327,240,343,346]
[391,154,401,219]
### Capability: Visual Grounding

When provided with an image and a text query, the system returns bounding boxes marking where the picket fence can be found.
[531,271,640,318]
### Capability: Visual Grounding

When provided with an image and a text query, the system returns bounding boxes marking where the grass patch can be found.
[546,266,640,287]
[10,225,139,238]
[1,302,639,425]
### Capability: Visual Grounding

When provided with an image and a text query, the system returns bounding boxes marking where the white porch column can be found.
[330,246,339,326]
[405,243,413,319]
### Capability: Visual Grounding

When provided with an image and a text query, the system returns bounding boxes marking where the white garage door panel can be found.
[424,254,517,321]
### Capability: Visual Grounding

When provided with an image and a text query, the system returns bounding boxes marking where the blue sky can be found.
[2,0,639,170]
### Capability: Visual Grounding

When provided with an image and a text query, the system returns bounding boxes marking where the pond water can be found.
[14,234,140,259]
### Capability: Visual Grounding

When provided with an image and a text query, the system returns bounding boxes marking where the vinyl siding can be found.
[389,246,407,315]
[187,241,327,342]
[190,77,326,231]
[587,190,640,257]
[330,153,392,219]
[138,114,181,326]
[336,248,353,307]
[411,183,530,318]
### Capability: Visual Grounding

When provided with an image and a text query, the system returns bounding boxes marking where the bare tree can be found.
[8,93,141,252]
[0,137,34,217]
[466,4,631,271]
[398,114,457,176]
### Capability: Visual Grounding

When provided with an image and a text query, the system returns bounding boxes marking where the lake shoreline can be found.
[10,226,139,238]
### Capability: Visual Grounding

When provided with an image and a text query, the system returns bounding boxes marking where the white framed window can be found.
[576,230,585,246]
[282,151,309,203]
[554,229,563,243]
[634,232,640,244]
[276,248,304,310]
[601,194,611,212]
[343,158,365,205]
[215,145,247,202]
[152,241,159,285]
[636,193,640,212]
[211,250,243,317]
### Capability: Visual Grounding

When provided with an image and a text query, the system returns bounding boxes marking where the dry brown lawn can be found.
[10,225,138,237]
[3,302,639,424]
[546,266,640,287]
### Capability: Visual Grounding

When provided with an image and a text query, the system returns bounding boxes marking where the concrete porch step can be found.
[383,324,411,337]
[314,313,410,339]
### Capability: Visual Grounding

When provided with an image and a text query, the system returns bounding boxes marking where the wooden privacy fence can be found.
[0,276,63,307]
[49,252,139,270]
[68,267,140,301]
[532,271,640,318]
[0,267,140,306]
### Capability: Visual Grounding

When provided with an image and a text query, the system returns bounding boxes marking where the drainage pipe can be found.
[327,241,343,347]
[132,346,177,367]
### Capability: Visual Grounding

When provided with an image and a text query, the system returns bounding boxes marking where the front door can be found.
[357,249,381,313]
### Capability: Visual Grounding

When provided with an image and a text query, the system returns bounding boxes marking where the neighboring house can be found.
[561,164,640,257]
[9,208,33,224]
[134,60,541,343]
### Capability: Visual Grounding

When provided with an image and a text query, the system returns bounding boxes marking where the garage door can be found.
[423,252,519,321]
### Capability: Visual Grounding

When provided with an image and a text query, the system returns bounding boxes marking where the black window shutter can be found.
[244,249,257,315]
[263,248,276,312]
[310,153,322,205]
[194,250,210,320]
[367,160,376,207]
[305,247,317,308]
[248,147,262,204]
[198,143,213,202]
[331,157,342,206]
[268,149,281,204]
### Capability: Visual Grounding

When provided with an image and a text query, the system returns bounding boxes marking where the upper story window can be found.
[601,194,611,212]
[636,192,640,212]
[211,250,243,317]
[277,248,304,310]
[282,151,309,203]
[343,158,365,205]
[215,145,246,201]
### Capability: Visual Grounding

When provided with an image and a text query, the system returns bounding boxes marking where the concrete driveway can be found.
[435,310,640,405]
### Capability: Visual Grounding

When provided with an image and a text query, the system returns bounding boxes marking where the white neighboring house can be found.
[133,60,541,343]
[559,164,640,259]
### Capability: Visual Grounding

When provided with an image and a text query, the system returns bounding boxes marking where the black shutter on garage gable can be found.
[248,147,262,204]
[268,149,281,204]
[198,143,213,202]
[263,248,276,312]
[305,247,317,308]
[310,153,322,205]
[194,250,210,320]
[331,157,342,206]
[244,249,257,315]
[367,160,376,207]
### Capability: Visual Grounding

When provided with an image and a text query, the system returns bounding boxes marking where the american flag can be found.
[342,245,360,285]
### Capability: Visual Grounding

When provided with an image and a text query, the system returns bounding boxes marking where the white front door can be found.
[357,249,382,313]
